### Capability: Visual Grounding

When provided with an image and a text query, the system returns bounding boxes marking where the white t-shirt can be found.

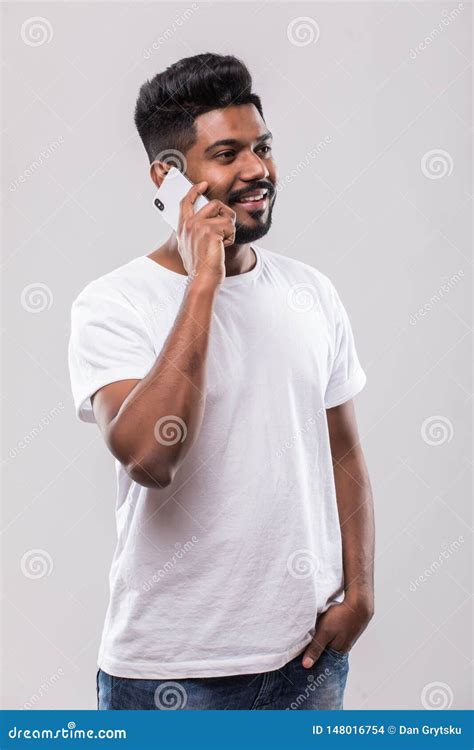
[68,244,367,679]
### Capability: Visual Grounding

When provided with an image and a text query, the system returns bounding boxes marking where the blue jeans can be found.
[97,646,349,710]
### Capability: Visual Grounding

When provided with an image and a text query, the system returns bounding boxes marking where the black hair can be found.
[134,53,265,164]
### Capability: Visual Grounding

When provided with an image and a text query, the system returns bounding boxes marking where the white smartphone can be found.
[152,166,208,232]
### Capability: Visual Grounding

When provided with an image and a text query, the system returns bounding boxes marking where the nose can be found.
[238,150,270,184]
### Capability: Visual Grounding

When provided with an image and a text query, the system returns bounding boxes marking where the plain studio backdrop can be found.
[1,1,472,710]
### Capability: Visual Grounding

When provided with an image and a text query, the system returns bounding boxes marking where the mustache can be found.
[229,182,275,204]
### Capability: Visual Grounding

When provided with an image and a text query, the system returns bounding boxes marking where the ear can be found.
[149,160,171,189]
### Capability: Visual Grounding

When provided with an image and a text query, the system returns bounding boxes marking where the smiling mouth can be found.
[233,189,270,211]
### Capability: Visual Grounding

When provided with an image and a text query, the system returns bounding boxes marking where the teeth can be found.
[237,191,267,203]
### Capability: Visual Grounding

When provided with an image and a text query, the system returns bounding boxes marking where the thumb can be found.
[180,181,208,222]
[191,181,208,202]
[301,626,328,668]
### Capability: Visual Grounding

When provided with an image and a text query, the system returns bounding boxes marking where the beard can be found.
[233,194,276,244]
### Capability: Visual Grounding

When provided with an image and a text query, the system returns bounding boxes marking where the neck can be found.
[150,234,257,278]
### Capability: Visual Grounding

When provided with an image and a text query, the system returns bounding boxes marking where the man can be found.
[68,52,374,711]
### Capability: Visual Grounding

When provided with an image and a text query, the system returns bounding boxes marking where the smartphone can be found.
[152,166,208,232]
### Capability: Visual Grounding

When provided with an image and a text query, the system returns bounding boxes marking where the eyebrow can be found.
[203,131,273,155]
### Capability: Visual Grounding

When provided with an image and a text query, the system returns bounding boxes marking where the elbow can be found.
[107,424,174,490]
[126,459,174,490]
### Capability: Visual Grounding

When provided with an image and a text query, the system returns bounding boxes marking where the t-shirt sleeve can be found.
[324,281,367,409]
[68,289,157,424]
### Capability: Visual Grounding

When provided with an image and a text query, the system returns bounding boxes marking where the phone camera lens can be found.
[154,199,164,211]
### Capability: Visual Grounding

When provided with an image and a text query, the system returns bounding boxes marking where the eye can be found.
[258,145,272,155]
[216,151,235,159]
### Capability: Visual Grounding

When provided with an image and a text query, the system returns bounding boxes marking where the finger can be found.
[195,199,236,221]
[301,631,328,668]
[201,216,236,242]
[180,181,209,221]
[215,202,237,220]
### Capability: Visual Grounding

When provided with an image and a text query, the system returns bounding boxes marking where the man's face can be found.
[184,104,277,245]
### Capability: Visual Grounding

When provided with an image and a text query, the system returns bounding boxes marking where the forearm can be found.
[333,448,375,614]
[110,278,219,486]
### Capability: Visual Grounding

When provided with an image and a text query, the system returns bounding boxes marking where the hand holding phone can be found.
[177,182,237,285]
[153,166,208,232]
[153,167,236,286]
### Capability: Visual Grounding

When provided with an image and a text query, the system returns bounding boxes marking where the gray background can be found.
[1,0,472,710]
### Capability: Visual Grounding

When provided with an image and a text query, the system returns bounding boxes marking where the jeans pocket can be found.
[325,646,349,660]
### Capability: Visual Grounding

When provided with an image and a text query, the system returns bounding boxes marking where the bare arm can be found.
[302,399,375,667]
[92,181,237,489]
[328,399,375,613]
[94,279,219,489]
